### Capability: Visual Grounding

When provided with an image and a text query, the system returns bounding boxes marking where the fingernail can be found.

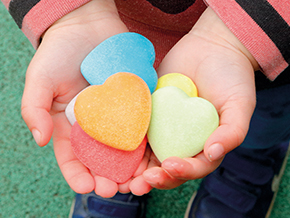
[32,129,41,146]
[208,143,224,162]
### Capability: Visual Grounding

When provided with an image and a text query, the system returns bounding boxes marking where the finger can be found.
[142,154,183,190]
[143,152,222,189]
[142,166,186,190]
[162,154,223,180]
[129,175,153,196]
[204,94,256,161]
[133,146,151,177]
[53,113,95,194]
[117,147,152,194]
[118,179,132,194]
[147,152,161,169]
[137,152,176,191]
[129,149,155,195]
[94,175,118,198]
[21,67,54,146]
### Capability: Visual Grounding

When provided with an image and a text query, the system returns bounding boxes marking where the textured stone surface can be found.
[81,32,157,93]
[65,92,78,126]
[71,122,147,183]
[148,86,219,162]
[74,72,151,151]
[65,86,91,126]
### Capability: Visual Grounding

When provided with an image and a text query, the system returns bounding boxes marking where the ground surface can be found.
[1,4,290,217]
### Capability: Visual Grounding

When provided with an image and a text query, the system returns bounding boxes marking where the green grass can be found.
[1,3,290,217]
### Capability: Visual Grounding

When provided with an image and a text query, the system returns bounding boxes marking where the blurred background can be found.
[1,3,290,218]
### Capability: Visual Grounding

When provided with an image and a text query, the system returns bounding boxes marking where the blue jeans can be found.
[241,83,290,149]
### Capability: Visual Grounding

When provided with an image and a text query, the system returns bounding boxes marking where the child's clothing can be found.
[185,141,290,218]
[2,0,290,81]
[242,83,290,149]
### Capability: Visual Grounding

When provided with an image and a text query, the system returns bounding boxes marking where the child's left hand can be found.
[129,7,259,194]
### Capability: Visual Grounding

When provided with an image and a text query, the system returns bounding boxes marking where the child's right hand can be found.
[21,0,135,197]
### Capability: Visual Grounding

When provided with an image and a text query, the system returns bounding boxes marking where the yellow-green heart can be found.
[148,86,219,162]
[74,72,151,151]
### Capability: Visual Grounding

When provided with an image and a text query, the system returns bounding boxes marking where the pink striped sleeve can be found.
[2,0,91,49]
[1,0,9,9]
[206,0,290,80]
[25,0,91,49]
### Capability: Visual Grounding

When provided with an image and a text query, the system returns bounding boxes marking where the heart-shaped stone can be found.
[74,72,151,151]
[147,86,219,162]
[65,94,77,126]
[71,122,147,183]
[81,32,158,93]
[156,73,198,97]
[65,86,92,126]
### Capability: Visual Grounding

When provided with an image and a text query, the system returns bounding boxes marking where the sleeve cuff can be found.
[19,0,91,49]
[205,0,290,80]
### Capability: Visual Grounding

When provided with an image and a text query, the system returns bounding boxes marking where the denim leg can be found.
[241,84,290,149]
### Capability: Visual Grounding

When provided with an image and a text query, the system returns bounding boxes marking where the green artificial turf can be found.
[1,3,290,218]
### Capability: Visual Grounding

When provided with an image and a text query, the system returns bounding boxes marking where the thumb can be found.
[204,93,256,162]
[21,66,54,147]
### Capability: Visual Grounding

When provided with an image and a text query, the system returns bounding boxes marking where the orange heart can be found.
[74,72,151,151]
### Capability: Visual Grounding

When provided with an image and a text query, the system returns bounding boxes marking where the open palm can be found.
[20,0,147,198]
[133,7,258,193]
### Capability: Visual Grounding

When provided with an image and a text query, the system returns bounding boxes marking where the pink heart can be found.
[71,122,147,183]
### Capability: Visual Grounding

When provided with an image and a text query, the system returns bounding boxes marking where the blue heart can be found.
[81,32,157,93]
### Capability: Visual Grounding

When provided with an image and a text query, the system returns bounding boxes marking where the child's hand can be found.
[132,7,259,193]
[21,0,134,197]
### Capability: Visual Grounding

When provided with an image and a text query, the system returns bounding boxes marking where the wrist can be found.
[191,7,259,71]
[42,0,128,46]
